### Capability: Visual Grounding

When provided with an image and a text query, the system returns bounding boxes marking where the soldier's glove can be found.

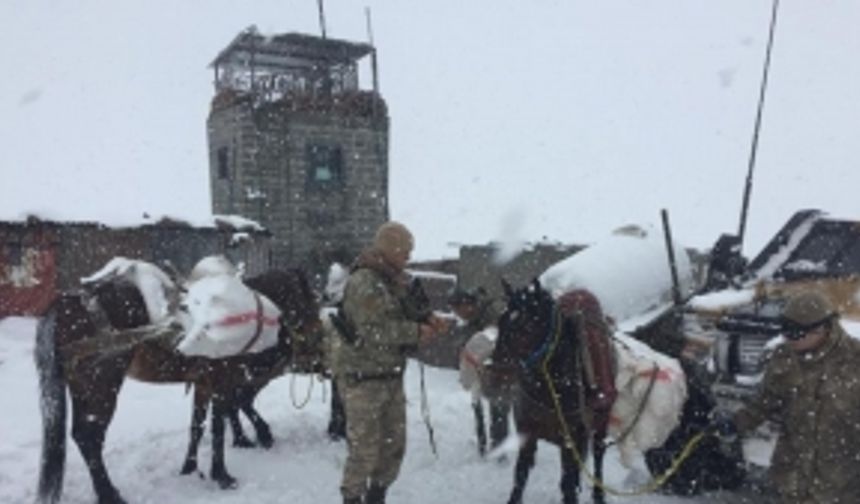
[709,409,738,440]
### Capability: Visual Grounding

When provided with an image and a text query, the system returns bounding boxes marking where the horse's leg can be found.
[559,442,581,504]
[210,397,238,489]
[69,362,129,504]
[229,397,255,449]
[327,378,347,441]
[591,432,607,504]
[239,390,273,449]
[507,436,537,504]
[180,386,209,475]
[489,395,511,452]
[472,399,487,457]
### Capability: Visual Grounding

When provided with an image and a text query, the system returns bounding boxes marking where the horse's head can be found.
[245,269,322,339]
[402,277,432,323]
[91,279,151,329]
[493,278,556,369]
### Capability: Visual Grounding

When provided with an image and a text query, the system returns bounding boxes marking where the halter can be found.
[521,304,564,369]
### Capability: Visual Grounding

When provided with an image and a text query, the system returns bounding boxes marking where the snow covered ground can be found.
[2,317,750,504]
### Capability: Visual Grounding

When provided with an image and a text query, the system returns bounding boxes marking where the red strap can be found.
[636,367,674,382]
[236,293,274,355]
[460,349,483,370]
[218,311,279,327]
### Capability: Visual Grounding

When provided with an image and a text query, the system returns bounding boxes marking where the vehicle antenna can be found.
[737,0,781,253]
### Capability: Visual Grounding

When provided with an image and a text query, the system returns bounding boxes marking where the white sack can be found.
[81,257,176,324]
[177,274,281,358]
[187,255,239,283]
[609,333,687,467]
[459,327,498,401]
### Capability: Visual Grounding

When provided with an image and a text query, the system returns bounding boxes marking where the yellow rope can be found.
[289,373,315,409]
[539,310,713,497]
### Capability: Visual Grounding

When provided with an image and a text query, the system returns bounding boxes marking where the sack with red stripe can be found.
[177,273,281,358]
[608,333,687,467]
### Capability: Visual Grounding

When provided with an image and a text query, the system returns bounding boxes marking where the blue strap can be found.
[522,305,559,369]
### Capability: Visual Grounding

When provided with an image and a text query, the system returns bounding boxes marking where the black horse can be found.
[492,280,610,504]
[35,268,320,504]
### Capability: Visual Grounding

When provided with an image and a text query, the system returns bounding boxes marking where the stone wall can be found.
[208,92,389,281]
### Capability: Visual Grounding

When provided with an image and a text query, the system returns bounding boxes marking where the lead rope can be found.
[419,361,439,458]
[607,361,660,449]
[539,309,712,497]
[290,373,315,409]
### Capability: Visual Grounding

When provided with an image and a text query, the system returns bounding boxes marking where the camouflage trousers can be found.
[339,377,407,499]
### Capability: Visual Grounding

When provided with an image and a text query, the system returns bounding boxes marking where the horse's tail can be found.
[34,306,67,504]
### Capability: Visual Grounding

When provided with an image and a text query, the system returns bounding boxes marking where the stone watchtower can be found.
[207,26,389,277]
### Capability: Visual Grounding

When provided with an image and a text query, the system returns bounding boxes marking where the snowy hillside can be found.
[3,317,751,503]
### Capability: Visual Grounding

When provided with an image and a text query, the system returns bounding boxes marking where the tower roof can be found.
[210,27,373,72]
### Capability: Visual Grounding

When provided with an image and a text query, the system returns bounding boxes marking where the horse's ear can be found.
[500,278,514,299]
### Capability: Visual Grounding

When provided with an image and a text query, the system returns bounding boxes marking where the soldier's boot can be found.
[343,497,363,504]
[366,484,387,504]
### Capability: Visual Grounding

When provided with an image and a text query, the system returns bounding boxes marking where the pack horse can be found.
[34,257,321,504]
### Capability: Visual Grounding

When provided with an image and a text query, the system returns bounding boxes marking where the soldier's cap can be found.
[448,286,486,306]
[374,221,414,256]
[779,291,838,340]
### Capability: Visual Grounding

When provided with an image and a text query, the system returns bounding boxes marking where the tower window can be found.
[217,146,230,180]
[307,144,343,188]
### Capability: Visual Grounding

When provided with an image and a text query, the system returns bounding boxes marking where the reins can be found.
[533,304,713,497]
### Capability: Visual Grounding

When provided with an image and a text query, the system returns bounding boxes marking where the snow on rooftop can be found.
[753,213,821,280]
[0,211,265,233]
[687,288,757,313]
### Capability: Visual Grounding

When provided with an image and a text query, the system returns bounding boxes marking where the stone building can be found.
[207,27,388,280]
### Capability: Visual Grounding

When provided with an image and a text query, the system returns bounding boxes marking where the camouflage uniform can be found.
[331,254,421,501]
[734,324,860,503]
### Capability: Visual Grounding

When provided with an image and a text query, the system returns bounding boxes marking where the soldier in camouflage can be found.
[331,221,448,504]
[718,290,860,503]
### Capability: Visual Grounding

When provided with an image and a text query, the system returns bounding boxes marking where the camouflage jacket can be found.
[734,325,860,502]
[331,264,420,381]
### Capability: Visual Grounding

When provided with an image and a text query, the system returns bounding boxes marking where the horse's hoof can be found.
[180,460,197,475]
[97,489,128,504]
[257,429,274,449]
[213,472,238,490]
[327,423,346,441]
[232,436,256,449]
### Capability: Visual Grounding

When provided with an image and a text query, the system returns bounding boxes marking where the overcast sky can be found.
[1,1,858,260]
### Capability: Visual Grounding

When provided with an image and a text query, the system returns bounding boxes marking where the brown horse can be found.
[34,268,320,504]
[491,279,609,504]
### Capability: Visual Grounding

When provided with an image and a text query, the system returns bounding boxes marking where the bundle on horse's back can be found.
[81,256,178,324]
[608,333,687,467]
[459,327,497,400]
[177,273,281,358]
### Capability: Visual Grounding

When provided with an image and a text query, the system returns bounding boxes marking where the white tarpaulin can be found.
[539,226,693,323]
[80,257,177,324]
[177,272,281,358]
